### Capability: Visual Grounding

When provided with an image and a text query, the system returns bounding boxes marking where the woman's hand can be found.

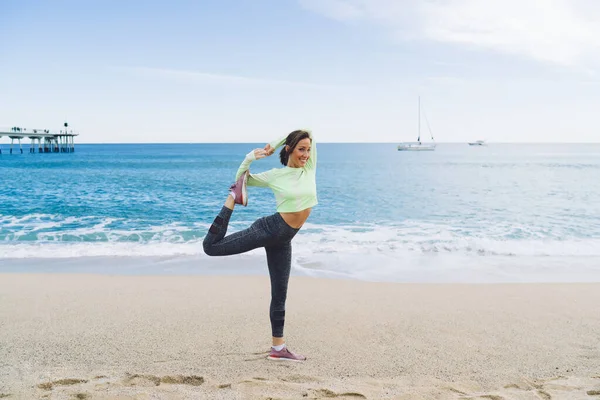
[253,148,268,160]
[264,144,275,156]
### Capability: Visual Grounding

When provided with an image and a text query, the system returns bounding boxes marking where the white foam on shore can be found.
[2,215,600,257]
[2,215,600,282]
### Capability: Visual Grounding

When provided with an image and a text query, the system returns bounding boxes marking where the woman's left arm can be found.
[304,130,316,171]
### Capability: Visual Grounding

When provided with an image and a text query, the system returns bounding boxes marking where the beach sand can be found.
[1,274,599,399]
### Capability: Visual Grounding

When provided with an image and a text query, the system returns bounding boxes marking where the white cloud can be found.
[117,66,332,88]
[299,0,600,67]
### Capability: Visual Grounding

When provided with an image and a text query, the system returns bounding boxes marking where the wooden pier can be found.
[0,124,79,154]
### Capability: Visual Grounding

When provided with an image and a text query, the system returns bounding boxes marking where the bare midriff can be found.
[279,208,311,229]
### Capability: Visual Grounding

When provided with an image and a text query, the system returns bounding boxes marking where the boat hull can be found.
[397,143,436,151]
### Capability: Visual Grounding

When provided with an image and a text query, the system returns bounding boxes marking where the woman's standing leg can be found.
[265,241,306,361]
[265,241,292,342]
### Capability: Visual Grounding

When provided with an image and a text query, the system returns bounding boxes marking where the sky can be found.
[1,0,600,143]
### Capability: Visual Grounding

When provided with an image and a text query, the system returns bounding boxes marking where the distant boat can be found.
[468,140,486,146]
[397,97,436,151]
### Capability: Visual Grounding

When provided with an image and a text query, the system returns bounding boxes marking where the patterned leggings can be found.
[203,206,300,337]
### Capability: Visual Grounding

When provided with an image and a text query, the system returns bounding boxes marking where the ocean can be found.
[1,143,599,283]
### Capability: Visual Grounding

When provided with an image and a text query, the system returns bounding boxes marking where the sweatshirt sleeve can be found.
[248,170,275,188]
[235,150,255,180]
[269,135,287,151]
[235,150,273,188]
[304,129,317,171]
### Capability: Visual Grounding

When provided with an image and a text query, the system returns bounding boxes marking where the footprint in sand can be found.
[310,388,366,398]
[37,378,88,391]
[122,373,204,387]
[504,382,534,391]
[122,374,161,387]
[536,390,552,400]
[444,387,468,395]
[160,375,205,386]
[500,376,600,399]
[239,378,272,387]
[279,374,322,383]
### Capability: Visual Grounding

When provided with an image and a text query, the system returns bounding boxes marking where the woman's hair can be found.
[279,130,311,166]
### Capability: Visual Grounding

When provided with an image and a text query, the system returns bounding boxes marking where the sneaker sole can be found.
[266,355,306,362]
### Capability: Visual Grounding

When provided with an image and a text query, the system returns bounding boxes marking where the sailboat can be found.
[397,96,436,151]
[468,140,486,146]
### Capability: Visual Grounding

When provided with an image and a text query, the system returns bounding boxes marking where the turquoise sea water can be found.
[1,143,599,282]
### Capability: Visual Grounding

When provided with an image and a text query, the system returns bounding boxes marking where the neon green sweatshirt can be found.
[235,131,317,213]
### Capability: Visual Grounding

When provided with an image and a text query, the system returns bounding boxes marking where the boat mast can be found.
[417,96,421,142]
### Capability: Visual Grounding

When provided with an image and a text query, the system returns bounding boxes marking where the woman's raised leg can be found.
[203,197,273,257]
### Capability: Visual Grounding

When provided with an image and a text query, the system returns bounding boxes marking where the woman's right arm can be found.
[235,149,272,187]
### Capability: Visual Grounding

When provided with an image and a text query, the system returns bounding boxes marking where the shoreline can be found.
[3,255,600,285]
[2,274,600,399]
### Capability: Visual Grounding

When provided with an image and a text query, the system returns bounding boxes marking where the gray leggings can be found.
[203,206,300,337]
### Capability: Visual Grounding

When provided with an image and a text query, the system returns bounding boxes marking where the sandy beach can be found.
[1,274,599,399]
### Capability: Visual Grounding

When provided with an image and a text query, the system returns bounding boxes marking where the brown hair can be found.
[279,130,311,166]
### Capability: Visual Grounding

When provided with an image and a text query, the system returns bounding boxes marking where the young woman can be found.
[203,129,317,362]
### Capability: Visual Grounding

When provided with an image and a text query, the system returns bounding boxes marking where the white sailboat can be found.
[397,96,436,151]
[468,140,486,146]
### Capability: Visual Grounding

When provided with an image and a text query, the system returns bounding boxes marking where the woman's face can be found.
[288,138,311,168]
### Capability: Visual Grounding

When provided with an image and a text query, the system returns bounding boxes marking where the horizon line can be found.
[22,141,600,145]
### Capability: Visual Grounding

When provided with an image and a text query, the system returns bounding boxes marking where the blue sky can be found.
[1,0,599,143]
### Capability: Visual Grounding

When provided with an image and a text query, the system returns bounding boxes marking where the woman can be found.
[203,129,317,362]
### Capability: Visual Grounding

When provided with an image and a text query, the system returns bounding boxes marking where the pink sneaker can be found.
[230,170,249,206]
[267,346,307,362]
